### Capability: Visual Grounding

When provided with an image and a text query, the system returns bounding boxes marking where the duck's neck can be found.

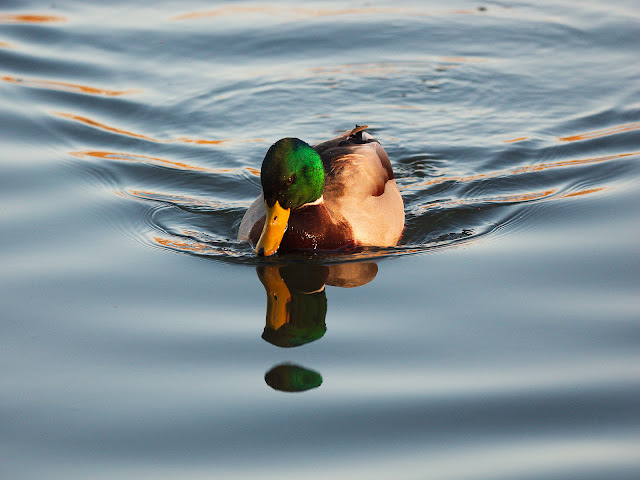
[301,195,324,208]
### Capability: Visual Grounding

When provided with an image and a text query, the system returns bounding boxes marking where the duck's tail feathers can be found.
[347,124,377,144]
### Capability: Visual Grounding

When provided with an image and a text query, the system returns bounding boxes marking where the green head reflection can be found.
[264,363,323,392]
[257,261,379,391]
[258,264,329,348]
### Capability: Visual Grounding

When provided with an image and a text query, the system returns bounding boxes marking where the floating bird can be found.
[238,125,404,255]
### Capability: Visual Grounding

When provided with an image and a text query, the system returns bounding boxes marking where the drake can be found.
[238,125,404,256]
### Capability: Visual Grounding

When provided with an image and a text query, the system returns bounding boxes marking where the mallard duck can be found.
[238,125,404,256]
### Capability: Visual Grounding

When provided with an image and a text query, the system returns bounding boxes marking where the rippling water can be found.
[1,1,639,479]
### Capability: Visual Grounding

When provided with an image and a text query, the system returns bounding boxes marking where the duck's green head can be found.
[261,138,324,209]
[257,138,325,256]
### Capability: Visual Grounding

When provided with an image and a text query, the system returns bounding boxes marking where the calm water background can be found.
[1,1,639,478]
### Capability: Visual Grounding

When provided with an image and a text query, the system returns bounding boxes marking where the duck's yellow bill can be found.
[256,200,290,256]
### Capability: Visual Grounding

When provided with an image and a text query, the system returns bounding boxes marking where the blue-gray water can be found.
[1,1,639,479]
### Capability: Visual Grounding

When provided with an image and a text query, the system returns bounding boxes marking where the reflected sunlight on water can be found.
[1,0,639,479]
[558,122,640,142]
[0,13,67,24]
[55,111,264,145]
[1,74,140,96]
[171,5,487,22]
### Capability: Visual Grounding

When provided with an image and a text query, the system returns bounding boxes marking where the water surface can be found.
[1,1,639,479]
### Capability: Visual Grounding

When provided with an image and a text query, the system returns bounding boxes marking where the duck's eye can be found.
[286,174,295,185]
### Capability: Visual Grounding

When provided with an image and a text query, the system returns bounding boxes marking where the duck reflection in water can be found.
[258,261,378,392]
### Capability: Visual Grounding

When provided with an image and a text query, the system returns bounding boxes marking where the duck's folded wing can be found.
[313,125,371,155]
[320,139,404,247]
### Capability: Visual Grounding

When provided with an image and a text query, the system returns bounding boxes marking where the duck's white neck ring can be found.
[301,195,324,207]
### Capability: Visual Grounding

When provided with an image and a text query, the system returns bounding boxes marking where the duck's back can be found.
[315,128,405,247]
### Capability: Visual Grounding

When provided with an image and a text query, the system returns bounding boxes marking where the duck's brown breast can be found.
[249,203,355,253]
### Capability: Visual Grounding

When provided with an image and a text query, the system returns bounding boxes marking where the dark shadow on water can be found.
[258,261,378,392]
